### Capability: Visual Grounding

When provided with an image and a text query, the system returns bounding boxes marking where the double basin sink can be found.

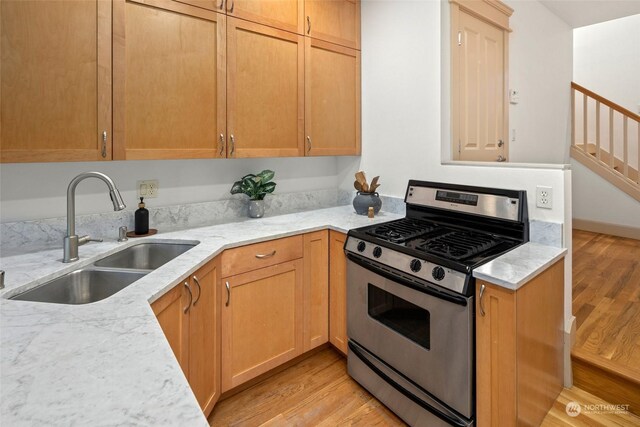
[10,241,198,305]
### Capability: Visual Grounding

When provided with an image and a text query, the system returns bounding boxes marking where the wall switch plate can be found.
[509,89,519,104]
[137,179,158,198]
[536,186,552,209]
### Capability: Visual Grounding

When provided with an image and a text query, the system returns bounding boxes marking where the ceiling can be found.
[539,0,640,28]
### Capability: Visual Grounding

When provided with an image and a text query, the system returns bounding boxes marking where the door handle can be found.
[183,281,193,314]
[307,16,311,34]
[230,134,235,157]
[225,281,231,307]
[479,284,486,316]
[219,133,225,157]
[192,275,202,306]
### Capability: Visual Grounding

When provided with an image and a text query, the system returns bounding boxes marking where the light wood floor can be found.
[209,347,640,426]
[572,229,640,372]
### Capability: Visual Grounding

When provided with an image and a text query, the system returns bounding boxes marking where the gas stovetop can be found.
[345,180,529,296]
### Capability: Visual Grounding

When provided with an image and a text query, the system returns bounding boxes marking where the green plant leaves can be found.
[230,170,277,200]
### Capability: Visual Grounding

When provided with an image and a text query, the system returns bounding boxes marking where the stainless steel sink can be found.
[10,269,147,305]
[93,242,197,270]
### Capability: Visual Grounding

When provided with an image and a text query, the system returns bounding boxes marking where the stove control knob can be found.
[357,241,366,252]
[373,247,382,258]
[410,259,422,272]
[432,266,446,281]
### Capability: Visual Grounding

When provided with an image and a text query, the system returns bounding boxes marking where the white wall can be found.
[0,158,338,222]
[440,0,573,164]
[574,14,640,113]
[571,159,640,228]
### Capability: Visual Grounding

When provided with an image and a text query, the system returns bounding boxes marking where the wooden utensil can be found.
[354,180,363,191]
[355,171,367,188]
[369,176,380,193]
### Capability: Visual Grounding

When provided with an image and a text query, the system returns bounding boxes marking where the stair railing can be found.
[571,82,640,202]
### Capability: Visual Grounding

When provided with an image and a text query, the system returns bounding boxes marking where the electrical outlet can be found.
[137,179,158,198]
[536,186,553,209]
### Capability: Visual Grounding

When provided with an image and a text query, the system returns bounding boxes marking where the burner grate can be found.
[366,218,436,243]
[418,231,499,260]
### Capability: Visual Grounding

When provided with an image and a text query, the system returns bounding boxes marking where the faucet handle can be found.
[78,235,103,246]
[118,226,129,242]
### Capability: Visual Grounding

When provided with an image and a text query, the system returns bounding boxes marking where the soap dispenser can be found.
[135,197,149,235]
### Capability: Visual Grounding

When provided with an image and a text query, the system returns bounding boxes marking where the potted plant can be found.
[230,170,277,218]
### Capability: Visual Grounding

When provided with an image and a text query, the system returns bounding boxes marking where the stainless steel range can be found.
[345,180,529,427]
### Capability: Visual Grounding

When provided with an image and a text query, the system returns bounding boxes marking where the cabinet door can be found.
[227,18,304,158]
[188,259,220,417]
[329,230,347,355]
[113,0,226,160]
[476,280,516,427]
[305,38,360,156]
[303,230,329,352]
[1,0,111,163]
[305,0,360,49]
[152,282,190,377]
[221,260,304,392]
[228,0,303,34]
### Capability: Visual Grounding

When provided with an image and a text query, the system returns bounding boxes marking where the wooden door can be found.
[476,280,517,427]
[454,10,507,162]
[303,231,329,352]
[305,39,360,156]
[0,0,111,163]
[221,260,304,392]
[305,0,360,49]
[328,230,347,355]
[227,0,303,34]
[188,259,220,417]
[152,282,190,377]
[113,0,226,160]
[227,18,304,158]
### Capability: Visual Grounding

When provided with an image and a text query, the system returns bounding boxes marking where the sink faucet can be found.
[63,172,126,263]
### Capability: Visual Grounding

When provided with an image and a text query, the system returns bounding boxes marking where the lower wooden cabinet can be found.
[328,230,348,355]
[152,257,221,417]
[303,230,329,351]
[476,259,564,426]
[221,259,304,392]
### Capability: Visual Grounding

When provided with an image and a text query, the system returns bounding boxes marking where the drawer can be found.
[221,235,303,277]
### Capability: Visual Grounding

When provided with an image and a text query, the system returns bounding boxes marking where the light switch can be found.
[509,90,519,104]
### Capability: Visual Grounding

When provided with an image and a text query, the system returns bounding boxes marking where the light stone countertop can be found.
[0,206,565,425]
[473,242,567,290]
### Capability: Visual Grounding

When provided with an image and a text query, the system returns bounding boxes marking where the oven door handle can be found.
[346,253,468,307]
[348,341,469,427]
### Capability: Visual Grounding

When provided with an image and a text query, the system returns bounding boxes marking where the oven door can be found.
[347,255,474,419]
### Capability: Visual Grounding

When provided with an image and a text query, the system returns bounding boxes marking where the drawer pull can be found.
[479,284,486,317]
[192,275,202,306]
[225,281,231,307]
[183,281,193,314]
[255,250,276,259]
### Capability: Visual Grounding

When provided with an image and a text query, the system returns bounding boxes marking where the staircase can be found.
[571,82,640,202]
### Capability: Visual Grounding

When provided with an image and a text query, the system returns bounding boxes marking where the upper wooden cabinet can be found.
[113,0,226,160]
[304,0,360,50]
[227,18,304,158]
[305,38,361,156]
[0,0,112,163]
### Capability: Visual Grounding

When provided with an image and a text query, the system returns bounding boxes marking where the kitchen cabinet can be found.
[152,258,221,417]
[112,0,226,160]
[304,0,360,50]
[221,236,304,392]
[305,38,361,156]
[328,230,348,355]
[0,0,112,163]
[226,18,304,158]
[476,259,564,426]
[303,230,329,351]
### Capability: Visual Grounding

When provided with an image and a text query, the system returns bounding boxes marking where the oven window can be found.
[367,284,430,350]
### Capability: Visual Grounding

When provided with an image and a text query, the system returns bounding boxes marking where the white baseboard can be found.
[573,218,640,240]
[564,315,576,388]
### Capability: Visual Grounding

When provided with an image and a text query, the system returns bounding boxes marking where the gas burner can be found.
[366,218,436,243]
[418,231,499,260]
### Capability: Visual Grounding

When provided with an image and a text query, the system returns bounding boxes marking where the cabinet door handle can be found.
[230,134,235,157]
[219,133,225,156]
[229,0,234,13]
[479,284,486,317]
[183,281,193,314]
[306,136,312,153]
[255,250,276,259]
[496,155,507,162]
[225,281,231,307]
[307,16,311,34]
[192,275,202,306]
[218,0,224,10]
[101,131,107,158]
